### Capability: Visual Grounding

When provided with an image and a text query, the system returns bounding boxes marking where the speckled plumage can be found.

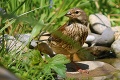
[49,8,88,61]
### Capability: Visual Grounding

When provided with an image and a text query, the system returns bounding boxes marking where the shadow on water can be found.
[74,46,120,79]
[66,62,89,72]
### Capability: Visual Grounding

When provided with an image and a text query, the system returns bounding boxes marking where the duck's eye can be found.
[75,11,79,14]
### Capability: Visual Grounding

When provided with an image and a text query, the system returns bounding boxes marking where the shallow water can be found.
[97,58,120,70]
[66,57,120,79]
[95,58,120,79]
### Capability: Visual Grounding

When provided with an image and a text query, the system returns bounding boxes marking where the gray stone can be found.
[114,31,120,40]
[6,38,28,53]
[86,35,95,43]
[30,40,38,47]
[112,59,120,70]
[15,33,31,45]
[0,34,29,53]
[111,39,120,57]
[15,33,50,48]
[15,34,39,48]
[112,26,120,32]
[0,34,15,49]
[87,28,115,47]
[85,33,100,46]
[89,14,111,34]
[0,67,19,80]
[94,28,115,47]
[112,26,120,40]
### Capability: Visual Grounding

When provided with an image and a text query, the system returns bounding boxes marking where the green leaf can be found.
[30,50,43,65]
[10,0,26,14]
[16,16,37,26]
[0,19,16,33]
[30,19,44,41]
[50,54,69,78]
[51,54,70,64]
[49,54,70,78]
[43,64,52,74]
[52,64,67,78]
[40,54,69,78]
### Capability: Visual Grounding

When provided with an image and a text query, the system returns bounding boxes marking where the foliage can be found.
[0,0,119,35]
[0,0,120,79]
[0,49,69,79]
